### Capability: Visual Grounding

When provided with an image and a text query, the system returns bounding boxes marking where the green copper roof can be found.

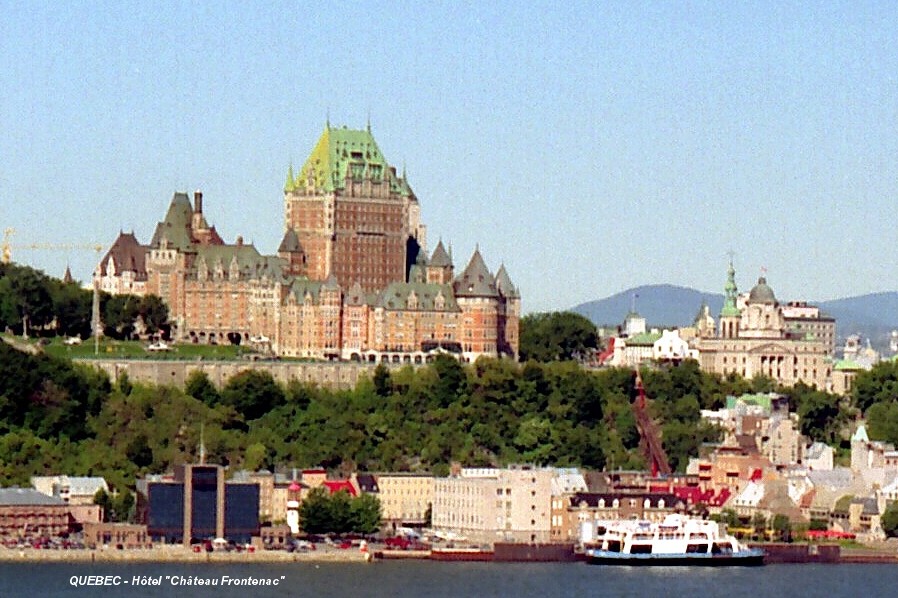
[720,260,741,318]
[287,125,413,196]
[625,332,663,345]
[834,359,863,371]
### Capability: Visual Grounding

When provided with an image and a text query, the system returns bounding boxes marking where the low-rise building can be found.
[551,492,683,542]
[31,476,109,506]
[433,466,553,545]
[371,473,433,531]
[0,488,73,540]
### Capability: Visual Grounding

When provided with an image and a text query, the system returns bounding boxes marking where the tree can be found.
[185,370,220,407]
[298,487,331,534]
[372,364,392,397]
[881,502,898,538]
[519,311,598,362]
[350,493,382,534]
[0,264,54,336]
[853,361,898,413]
[714,508,741,529]
[751,512,768,541]
[138,295,169,335]
[220,370,285,421]
[772,514,792,542]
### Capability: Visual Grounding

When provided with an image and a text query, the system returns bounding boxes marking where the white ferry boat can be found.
[583,514,764,566]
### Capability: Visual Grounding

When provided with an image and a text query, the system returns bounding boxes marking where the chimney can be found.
[194,189,203,214]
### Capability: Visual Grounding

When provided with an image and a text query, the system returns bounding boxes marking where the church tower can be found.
[718,259,741,339]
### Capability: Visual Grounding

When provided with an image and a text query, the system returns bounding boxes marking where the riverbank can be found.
[0,546,373,563]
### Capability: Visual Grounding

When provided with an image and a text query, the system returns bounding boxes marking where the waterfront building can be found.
[96,125,520,362]
[432,466,553,545]
[142,464,259,545]
[372,473,434,531]
[0,488,73,540]
[82,522,149,548]
[550,491,683,542]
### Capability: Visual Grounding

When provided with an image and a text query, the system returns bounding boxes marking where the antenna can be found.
[199,423,206,465]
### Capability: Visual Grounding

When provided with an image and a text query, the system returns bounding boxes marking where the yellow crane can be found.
[2,227,106,353]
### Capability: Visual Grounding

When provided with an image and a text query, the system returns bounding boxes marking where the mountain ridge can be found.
[570,284,898,351]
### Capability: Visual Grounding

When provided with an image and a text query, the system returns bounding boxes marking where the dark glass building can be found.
[144,464,259,545]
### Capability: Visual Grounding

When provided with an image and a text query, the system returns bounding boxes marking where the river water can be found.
[3,561,895,597]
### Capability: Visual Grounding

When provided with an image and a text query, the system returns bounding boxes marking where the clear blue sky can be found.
[2,1,896,313]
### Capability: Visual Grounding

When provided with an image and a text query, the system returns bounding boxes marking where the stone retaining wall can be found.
[78,359,381,390]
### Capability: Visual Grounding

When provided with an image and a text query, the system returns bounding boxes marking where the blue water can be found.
[2,561,896,597]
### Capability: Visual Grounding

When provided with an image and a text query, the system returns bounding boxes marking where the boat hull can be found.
[585,550,765,567]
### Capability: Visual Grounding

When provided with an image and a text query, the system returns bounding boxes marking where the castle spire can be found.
[285,163,296,192]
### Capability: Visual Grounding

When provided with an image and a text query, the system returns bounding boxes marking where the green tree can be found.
[299,487,333,534]
[772,514,792,542]
[185,370,220,406]
[372,364,392,397]
[752,512,768,541]
[853,361,898,413]
[714,508,741,528]
[0,264,54,336]
[519,311,597,362]
[350,493,382,534]
[881,502,898,538]
[138,295,169,335]
[220,370,285,421]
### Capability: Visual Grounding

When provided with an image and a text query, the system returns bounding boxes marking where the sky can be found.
[2,1,896,313]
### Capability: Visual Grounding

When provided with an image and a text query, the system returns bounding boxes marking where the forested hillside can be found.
[3,337,854,492]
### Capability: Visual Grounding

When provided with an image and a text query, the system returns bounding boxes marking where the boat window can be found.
[631,544,652,554]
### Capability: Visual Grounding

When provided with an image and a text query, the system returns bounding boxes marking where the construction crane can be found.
[631,369,672,478]
[2,227,105,354]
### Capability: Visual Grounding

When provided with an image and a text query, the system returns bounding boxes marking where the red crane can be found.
[631,369,671,477]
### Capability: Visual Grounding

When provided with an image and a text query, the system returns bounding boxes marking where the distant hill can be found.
[571,285,898,352]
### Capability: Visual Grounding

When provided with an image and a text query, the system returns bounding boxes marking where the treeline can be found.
[0,262,167,340]
[2,336,851,495]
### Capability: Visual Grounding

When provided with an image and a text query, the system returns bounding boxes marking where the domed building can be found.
[695,262,834,390]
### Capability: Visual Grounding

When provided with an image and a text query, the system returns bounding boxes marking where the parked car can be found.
[63,336,82,345]
[146,341,170,352]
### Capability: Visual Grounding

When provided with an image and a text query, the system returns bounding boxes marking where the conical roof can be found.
[430,240,452,268]
[278,229,302,253]
[454,248,498,298]
[495,264,519,298]
[150,192,194,250]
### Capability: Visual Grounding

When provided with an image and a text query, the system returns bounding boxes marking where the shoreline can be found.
[3,544,897,565]
[0,546,373,564]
